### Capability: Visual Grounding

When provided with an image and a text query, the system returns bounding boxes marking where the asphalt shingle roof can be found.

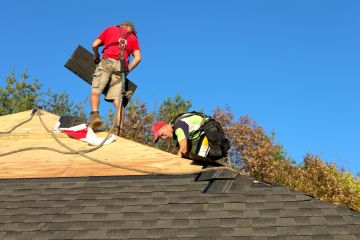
[0,170,359,240]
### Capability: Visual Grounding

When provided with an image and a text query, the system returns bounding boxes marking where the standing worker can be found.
[88,21,141,133]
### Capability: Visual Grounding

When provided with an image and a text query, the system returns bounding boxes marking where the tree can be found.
[213,106,360,212]
[41,89,87,117]
[103,96,360,211]
[157,93,192,123]
[123,98,154,144]
[105,94,193,153]
[0,72,86,116]
[213,106,284,176]
[0,72,42,116]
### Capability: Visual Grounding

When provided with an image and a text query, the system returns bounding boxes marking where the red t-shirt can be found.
[97,26,140,66]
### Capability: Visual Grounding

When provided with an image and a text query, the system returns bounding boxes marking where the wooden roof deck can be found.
[0,110,203,179]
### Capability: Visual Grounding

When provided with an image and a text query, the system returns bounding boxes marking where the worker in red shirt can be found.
[88,21,141,132]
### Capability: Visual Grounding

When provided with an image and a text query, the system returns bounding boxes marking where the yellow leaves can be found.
[213,107,360,212]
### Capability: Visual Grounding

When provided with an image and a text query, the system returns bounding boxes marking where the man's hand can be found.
[93,56,101,64]
[92,39,102,64]
[177,139,188,157]
[127,50,141,72]
[124,91,133,99]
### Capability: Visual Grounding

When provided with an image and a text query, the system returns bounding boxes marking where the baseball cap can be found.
[121,21,136,33]
[152,121,166,143]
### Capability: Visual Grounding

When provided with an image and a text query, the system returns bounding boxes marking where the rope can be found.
[0,108,37,134]
[0,109,238,175]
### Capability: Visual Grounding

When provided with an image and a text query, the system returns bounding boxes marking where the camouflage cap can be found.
[121,21,136,32]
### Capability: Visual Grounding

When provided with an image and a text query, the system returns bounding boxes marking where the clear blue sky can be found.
[1,1,359,175]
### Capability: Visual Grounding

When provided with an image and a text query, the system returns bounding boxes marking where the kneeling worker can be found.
[152,112,230,161]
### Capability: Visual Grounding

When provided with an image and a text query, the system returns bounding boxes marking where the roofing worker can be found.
[152,112,230,162]
[88,21,141,131]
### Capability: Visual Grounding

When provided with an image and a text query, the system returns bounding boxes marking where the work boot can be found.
[116,126,126,137]
[88,111,103,131]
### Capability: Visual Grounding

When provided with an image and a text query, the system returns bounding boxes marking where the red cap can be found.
[152,121,166,143]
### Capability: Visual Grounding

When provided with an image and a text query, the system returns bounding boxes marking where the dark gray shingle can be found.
[0,172,359,239]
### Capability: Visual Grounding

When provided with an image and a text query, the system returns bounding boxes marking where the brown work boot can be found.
[88,111,103,131]
[116,126,125,137]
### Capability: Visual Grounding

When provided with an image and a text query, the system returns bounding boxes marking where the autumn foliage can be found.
[4,72,358,212]
[114,98,360,212]
[213,106,360,212]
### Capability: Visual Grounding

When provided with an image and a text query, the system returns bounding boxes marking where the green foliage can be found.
[41,89,87,117]
[0,72,42,116]
[0,72,86,116]
[273,143,295,164]
[157,93,192,123]
[105,98,155,145]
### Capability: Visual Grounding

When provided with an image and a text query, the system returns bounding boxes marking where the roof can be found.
[1,110,360,239]
[0,110,203,178]
[0,171,359,239]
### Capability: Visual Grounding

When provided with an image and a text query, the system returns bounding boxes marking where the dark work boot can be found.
[116,126,125,137]
[88,111,103,131]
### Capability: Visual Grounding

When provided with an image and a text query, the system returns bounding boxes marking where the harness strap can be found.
[102,26,132,60]
[171,112,211,140]
[118,27,132,60]
[170,111,209,126]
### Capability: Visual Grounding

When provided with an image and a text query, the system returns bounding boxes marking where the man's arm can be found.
[92,39,103,62]
[177,139,188,157]
[128,50,141,72]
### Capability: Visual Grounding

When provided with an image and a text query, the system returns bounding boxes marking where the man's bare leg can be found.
[90,90,100,111]
[88,90,103,131]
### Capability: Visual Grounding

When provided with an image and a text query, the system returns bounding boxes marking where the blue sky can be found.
[1,1,359,175]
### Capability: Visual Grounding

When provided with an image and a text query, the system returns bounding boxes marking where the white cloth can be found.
[53,122,116,146]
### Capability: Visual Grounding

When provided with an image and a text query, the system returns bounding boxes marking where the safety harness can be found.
[170,111,210,140]
[171,112,231,160]
[105,26,132,93]
[116,27,133,135]
[118,27,132,93]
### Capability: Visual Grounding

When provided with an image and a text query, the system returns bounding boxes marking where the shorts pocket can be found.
[92,72,101,88]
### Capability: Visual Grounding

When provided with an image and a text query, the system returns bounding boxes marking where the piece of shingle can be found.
[73,229,108,239]
[276,217,297,226]
[252,217,277,227]
[229,175,254,193]
[203,179,234,193]
[280,208,312,217]
[233,227,254,236]
[3,231,36,240]
[259,209,281,218]
[311,225,349,235]
[347,225,360,234]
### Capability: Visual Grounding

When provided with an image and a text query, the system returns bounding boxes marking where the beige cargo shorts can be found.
[91,58,123,101]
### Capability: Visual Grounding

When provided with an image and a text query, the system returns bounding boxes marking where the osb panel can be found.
[0,110,202,179]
